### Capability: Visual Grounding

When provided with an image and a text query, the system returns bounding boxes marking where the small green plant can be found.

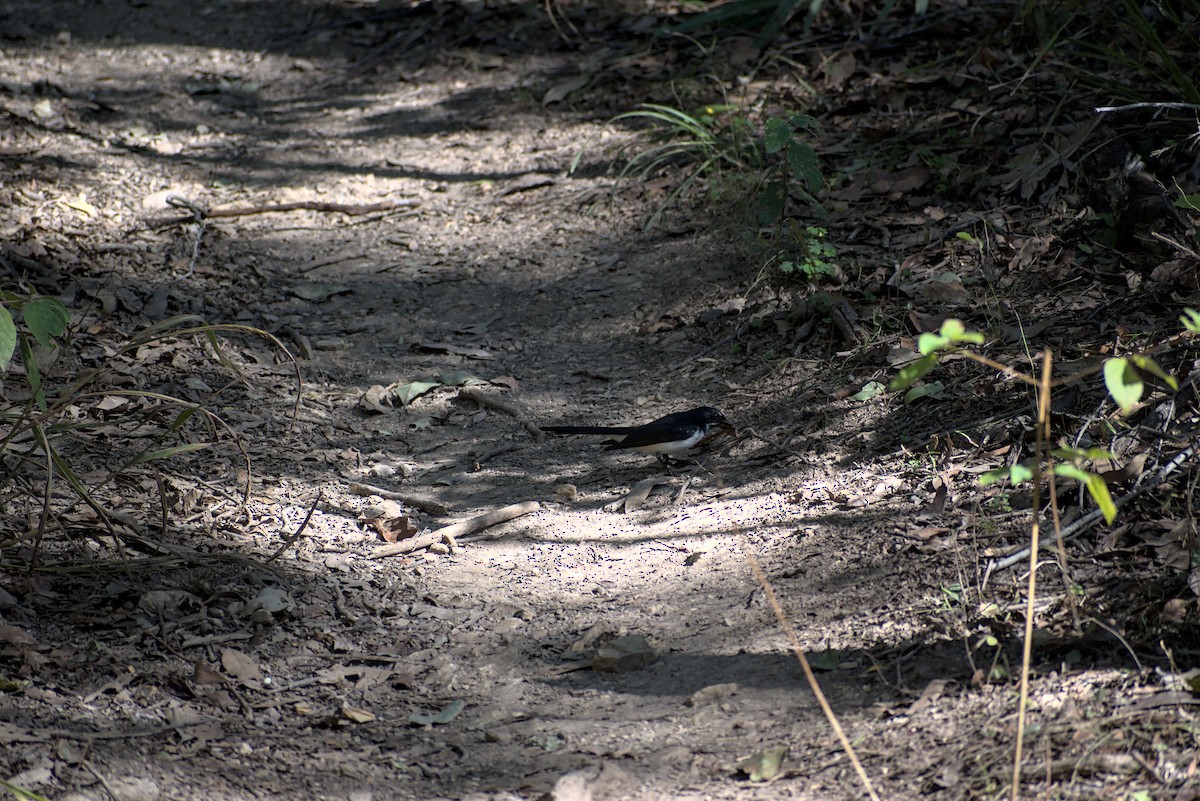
[611,102,824,231]
[0,289,71,410]
[613,102,759,230]
[888,317,1187,524]
[760,113,823,225]
[1,298,300,563]
[776,224,837,279]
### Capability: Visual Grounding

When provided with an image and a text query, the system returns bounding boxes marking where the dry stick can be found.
[347,481,449,515]
[458,387,544,441]
[1095,101,1200,113]
[372,501,540,557]
[266,489,322,563]
[986,438,1200,574]
[741,427,809,463]
[746,551,881,801]
[205,198,419,217]
[1011,350,1053,801]
[166,194,205,277]
[150,197,421,227]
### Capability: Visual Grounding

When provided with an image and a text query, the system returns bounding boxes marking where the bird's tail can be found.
[541,426,635,435]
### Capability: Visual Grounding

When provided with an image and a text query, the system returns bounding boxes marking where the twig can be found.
[205,198,419,217]
[266,490,321,563]
[32,720,215,742]
[1095,102,1200,113]
[347,482,449,515]
[670,331,739,372]
[985,438,1200,575]
[147,197,420,227]
[746,550,881,801]
[458,387,544,441]
[371,501,540,557]
[166,194,205,277]
[740,427,809,462]
[1012,349,1052,801]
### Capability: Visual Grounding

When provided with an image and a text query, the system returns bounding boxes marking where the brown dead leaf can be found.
[909,678,950,713]
[220,648,263,686]
[192,661,226,686]
[341,704,377,723]
[0,624,37,647]
[380,515,419,543]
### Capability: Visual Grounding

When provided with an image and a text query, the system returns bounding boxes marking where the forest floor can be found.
[2,1,1200,800]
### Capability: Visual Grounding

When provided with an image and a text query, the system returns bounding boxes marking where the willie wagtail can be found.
[542,406,735,467]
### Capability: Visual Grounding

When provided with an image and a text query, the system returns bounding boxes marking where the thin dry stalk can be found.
[746,551,881,801]
[1011,349,1053,800]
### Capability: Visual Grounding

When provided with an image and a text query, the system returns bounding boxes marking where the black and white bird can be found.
[542,406,735,467]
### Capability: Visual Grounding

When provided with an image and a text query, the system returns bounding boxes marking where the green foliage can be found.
[614,103,824,231]
[776,225,836,279]
[1103,354,1177,415]
[759,113,822,225]
[0,304,299,562]
[888,319,985,398]
[0,777,53,801]
[980,447,1118,524]
[615,102,760,230]
[1018,0,1200,104]
[0,290,72,411]
[887,318,1173,525]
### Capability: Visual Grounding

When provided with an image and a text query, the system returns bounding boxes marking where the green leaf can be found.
[438,371,484,387]
[788,112,817,131]
[1056,464,1117,524]
[851,381,885,400]
[917,330,950,354]
[919,319,985,353]
[126,442,213,467]
[808,649,841,670]
[0,304,16,370]
[889,353,938,390]
[757,179,786,225]
[1051,446,1113,462]
[1128,354,1178,390]
[1181,308,1200,333]
[786,140,822,189]
[764,117,791,154]
[1009,462,1034,483]
[1104,357,1142,414]
[392,380,440,406]
[18,334,46,410]
[982,462,1034,485]
[903,380,944,403]
[23,296,70,350]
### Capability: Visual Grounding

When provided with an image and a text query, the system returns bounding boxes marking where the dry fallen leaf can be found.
[221,647,263,686]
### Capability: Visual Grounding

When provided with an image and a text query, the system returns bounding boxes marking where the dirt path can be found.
[3,2,1198,800]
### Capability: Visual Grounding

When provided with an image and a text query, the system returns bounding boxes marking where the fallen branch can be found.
[347,482,449,515]
[147,197,420,227]
[372,501,540,557]
[206,198,419,217]
[985,437,1200,576]
[458,387,544,441]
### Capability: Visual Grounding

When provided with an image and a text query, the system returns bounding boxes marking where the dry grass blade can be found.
[1010,349,1053,801]
[746,550,881,801]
